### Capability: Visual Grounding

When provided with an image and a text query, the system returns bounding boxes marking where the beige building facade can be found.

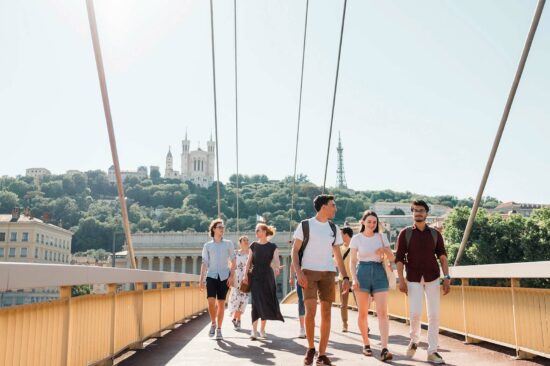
[492,201,549,217]
[108,165,148,184]
[371,201,451,217]
[0,208,73,306]
[164,133,216,188]
[124,231,294,298]
[25,167,51,179]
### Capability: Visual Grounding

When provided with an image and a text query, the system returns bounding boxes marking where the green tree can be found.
[85,170,115,197]
[150,169,161,183]
[72,217,112,252]
[50,197,81,228]
[389,207,406,215]
[0,191,18,213]
[41,181,64,198]
[8,180,34,197]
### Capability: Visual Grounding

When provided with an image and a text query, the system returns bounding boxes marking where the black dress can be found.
[250,241,284,322]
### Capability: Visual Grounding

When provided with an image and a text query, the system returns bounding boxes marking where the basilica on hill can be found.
[164,133,215,188]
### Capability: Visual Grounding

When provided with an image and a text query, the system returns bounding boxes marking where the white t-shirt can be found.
[349,232,390,263]
[293,217,343,272]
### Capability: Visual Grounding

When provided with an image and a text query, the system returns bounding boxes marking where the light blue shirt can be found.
[201,239,236,281]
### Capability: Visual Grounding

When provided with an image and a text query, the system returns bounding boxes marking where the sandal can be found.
[363,345,373,356]
[380,348,393,362]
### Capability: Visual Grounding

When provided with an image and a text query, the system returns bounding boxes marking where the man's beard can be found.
[414,217,425,223]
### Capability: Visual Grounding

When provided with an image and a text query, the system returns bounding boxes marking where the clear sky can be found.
[1,0,549,203]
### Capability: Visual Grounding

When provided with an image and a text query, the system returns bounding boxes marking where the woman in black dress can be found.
[242,223,284,339]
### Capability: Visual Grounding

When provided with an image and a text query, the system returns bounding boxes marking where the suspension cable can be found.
[209,0,222,218]
[289,0,310,239]
[322,0,347,194]
[454,0,546,265]
[234,0,241,235]
[86,0,136,269]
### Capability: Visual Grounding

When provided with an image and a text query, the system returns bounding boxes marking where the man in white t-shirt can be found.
[291,194,350,366]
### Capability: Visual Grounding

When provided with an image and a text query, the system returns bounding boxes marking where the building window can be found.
[35,248,39,258]
[41,234,44,244]
[22,232,29,242]
[0,232,5,242]
[44,250,48,260]
[54,252,57,261]
[21,248,28,257]
[10,232,17,242]
[0,248,4,257]
[36,234,40,242]
[9,248,16,257]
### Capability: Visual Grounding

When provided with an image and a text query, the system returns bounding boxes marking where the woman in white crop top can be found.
[349,210,395,361]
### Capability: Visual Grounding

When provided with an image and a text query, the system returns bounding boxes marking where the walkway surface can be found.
[117,304,550,366]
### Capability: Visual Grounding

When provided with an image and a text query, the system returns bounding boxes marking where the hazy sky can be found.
[1,0,549,202]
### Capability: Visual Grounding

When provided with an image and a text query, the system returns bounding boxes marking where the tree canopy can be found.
[1,172,502,254]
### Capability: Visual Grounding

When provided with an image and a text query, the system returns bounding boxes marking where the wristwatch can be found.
[443,274,451,280]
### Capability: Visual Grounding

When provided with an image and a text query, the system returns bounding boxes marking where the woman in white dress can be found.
[229,235,250,330]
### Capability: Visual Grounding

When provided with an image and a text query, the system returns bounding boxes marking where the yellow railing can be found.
[0,263,207,366]
[283,261,550,360]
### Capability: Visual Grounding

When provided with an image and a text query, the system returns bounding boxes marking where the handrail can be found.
[449,261,550,279]
[0,263,200,291]
[0,263,207,366]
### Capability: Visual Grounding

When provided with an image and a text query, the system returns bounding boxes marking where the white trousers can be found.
[408,278,440,354]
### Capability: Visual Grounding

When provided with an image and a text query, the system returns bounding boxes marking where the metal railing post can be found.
[461,279,480,344]
[129,283,145,350]
[60,286,72,366]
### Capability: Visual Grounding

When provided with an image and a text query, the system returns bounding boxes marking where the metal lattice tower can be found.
[336,131,347,189]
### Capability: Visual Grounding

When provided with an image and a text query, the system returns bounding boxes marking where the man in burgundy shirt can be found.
[395,200,450,364]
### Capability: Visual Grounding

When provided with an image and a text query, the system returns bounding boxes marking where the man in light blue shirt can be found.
[199,219,236,340]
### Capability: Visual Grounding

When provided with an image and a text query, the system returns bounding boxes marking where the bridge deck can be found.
[117,304,548,366]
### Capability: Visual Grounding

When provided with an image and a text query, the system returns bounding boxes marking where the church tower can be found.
[207,133,216,177]
[165,146,174,178]
[181,130,190,178]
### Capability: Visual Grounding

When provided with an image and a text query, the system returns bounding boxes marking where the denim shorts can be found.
[356,261,388,295]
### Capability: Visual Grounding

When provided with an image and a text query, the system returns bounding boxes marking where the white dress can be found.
[229,250,250,315]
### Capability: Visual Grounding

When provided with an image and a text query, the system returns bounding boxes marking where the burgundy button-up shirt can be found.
[395,225,447,283]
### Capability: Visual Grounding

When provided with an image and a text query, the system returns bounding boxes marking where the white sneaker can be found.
[406,342,417,358]
[427,352,445,364]
[298,327,306,339]
[215,328,223,340]
[250,330,260,340]
[259,329,267,339]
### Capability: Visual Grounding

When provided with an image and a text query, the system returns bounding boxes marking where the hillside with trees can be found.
[1,171,500,254]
